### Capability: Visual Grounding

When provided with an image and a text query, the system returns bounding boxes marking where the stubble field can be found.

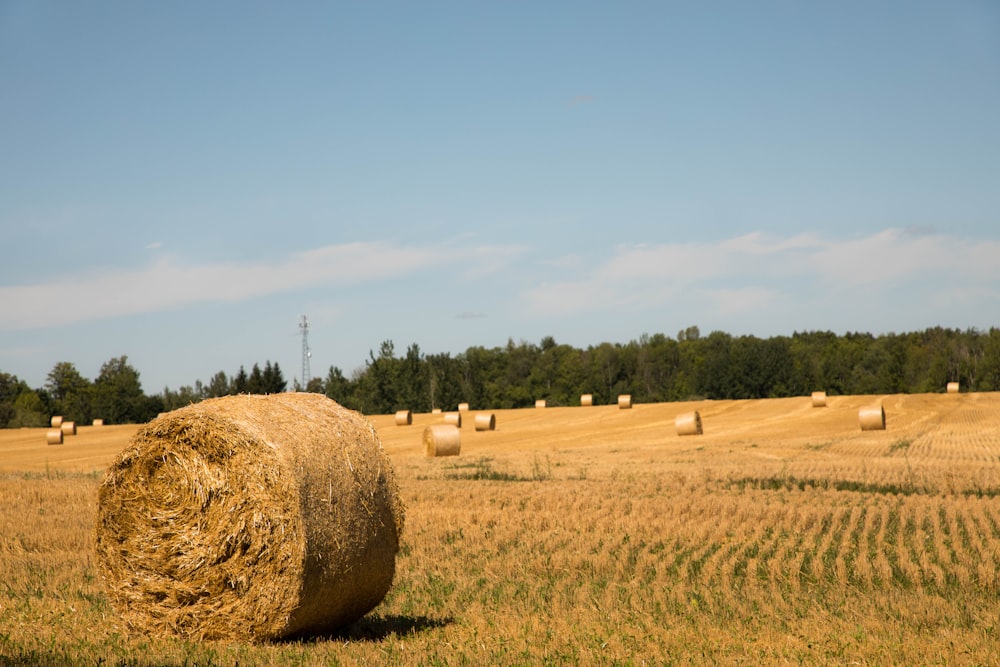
[2,392,1000,665]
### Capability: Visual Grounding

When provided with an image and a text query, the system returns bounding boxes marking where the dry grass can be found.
[3,393,1000,664]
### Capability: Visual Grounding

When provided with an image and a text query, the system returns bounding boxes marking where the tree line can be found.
[2,326,998,428]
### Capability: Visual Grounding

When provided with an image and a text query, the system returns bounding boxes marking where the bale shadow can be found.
[289,614,452,644]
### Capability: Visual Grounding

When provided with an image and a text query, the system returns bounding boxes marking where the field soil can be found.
[2,393,1000,664]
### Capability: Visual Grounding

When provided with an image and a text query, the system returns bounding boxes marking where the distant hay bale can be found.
[394,410,412,426]
[431,408,442,415]
[535,400,546,409]
[94,393,405,642]
[675,411,703,436]
[46,429,63,445]
[947,382,960,394]
[51,416,63,428]
[444,412,462,427]
[618,394,632,409]
[60,421,76,436]
[859,405,886,431]
[423,424,461,457]
[811,391,827,408]
[474,413,496,431]
[457,402,469,412]
[580,394,593,407]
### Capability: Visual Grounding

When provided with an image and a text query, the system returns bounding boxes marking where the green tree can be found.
[45,361,92,423]
[323,366,353,405]
[91,355,148,424]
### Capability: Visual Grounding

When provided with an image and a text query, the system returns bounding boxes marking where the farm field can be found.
[2,392,1000,665]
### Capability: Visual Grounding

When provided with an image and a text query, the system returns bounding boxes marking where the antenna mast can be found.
[299,315,311,389]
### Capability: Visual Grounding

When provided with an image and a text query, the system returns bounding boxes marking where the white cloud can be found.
[0,241,492,331]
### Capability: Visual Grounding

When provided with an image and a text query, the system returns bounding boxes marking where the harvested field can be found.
[3,393,1000,664]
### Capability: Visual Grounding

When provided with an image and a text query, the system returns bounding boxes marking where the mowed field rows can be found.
[2,393,1000,664]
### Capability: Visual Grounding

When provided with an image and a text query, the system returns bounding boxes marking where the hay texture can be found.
[423,424,461,457]
[444,412,462,428]
[394,410,412,426]
[859,405,886,431]
[94,393,405,642]
[46,429,63,445]
[618,394,632,410]
[580,394,593,407]
[51,415,63,428]
[60,421,76,436]
[947,382,960,394]
[811,391,827,408]
[675,411,703,436]
[474,413,496,431]
[535,399,546,409]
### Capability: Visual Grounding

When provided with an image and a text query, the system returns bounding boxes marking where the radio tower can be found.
[299,315,311,389]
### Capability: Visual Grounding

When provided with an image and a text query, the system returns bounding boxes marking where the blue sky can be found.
[2,1,999,393]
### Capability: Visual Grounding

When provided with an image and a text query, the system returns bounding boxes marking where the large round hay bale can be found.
[424,424,461,457]
[94,393,405,642]
[859,405,886,431]
[46,429,63,445]
[457,402,470,412]
[618,394,632,410]
[394,409,412,426]
[580,394,593,407]
[444,411,462,427]
[946,382,960,394]
[811,391,827,408]
[51,415,63,428]
[474,413,496,431]
[431,408,442,415]
[60,421,76,436]
[675,411,703,436]
[92,418,104,427]
[535,399,546,409]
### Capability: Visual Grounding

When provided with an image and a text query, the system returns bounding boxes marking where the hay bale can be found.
[93,418,105,427]
[535,399,546,409]
[394,410,412,426]
[46,429,63,445]
[431,408,442,415]
[457,402,469,412]
[474,413,496,431]
[423,424,461,457]
[675,411,703,436]
[51,415,63,428]
[94,393,404,642]
[811,391,827,408]
[444,412,462,427]
[947,382,960,394]
[60,421,76,436]
[580,394,593,407]
[859,405,886,431]
[618,394,632,410]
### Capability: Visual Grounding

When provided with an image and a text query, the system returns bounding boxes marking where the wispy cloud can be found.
[0,241,515,331]
[522,229,1000,319]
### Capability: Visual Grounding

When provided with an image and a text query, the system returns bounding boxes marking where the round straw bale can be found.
[675,411,703,436]
[618,394,632,409]
[51,415,63,428]
[444,411,462,427]
[580,394,593,407]
[423,424,461,457]
[60,421,76,436]
[946,382,959,394]
[394,410,412,426]
[431,408,442,415]
[93,418,105,427]
[46,429,63,445]
[457,402,469,412]
[94,393,404,642]
[811,391,827,408]
[535,399,546,408]
[474,413,496,431]
[859,405,886,431]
